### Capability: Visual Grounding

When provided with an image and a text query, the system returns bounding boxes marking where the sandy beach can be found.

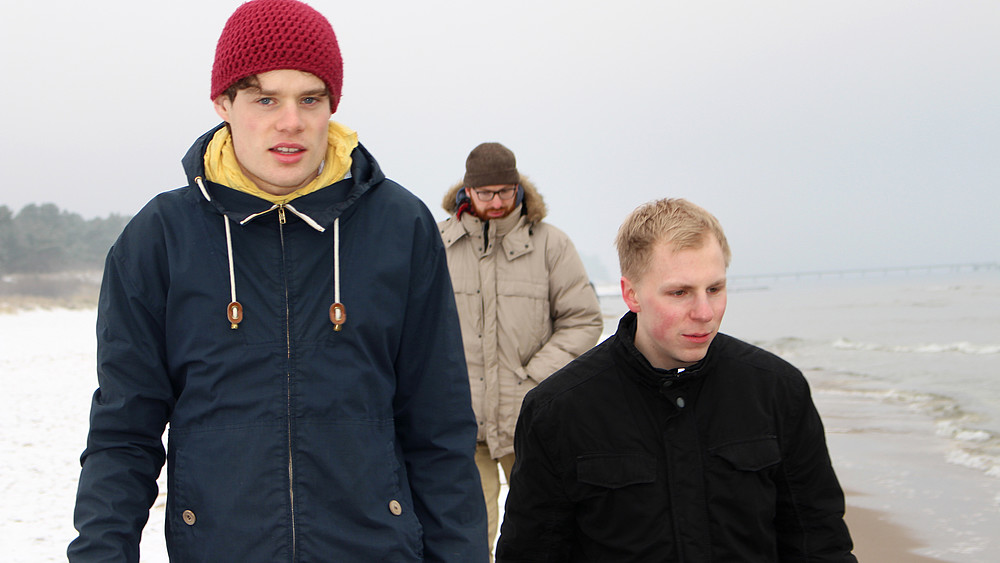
[845,504,945,562]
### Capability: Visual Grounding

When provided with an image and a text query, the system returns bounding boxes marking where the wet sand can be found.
[846,500,947,562]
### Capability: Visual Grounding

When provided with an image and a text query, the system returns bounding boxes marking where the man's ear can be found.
[213,96,231,122]
[621,276,641,313]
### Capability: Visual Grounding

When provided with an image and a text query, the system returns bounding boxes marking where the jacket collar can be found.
[182,123,383,230]
[612,312,712,392]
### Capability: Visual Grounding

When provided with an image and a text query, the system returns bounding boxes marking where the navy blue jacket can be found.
[498,312,856,562]
[70,125,488,562]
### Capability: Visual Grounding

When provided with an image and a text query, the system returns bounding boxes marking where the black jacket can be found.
[497,312,856,562]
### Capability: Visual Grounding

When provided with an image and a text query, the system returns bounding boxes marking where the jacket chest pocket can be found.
[708,436,781,472]
[576,453,656,489]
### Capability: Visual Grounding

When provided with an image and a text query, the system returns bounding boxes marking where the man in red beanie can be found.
[68,1,488,561]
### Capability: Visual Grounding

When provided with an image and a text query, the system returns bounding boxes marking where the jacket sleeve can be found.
[392,207,489,562]
[523,228,603,383]
[495,395,575,562]
[69,233,174,563]
[774,375,858,562]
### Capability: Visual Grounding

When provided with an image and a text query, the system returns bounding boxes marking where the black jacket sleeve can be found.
[496,395,576,562]
[774,374,858,562]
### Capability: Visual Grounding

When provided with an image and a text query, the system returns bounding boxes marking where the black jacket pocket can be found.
[708,436,781,471]
[576,453,656,489]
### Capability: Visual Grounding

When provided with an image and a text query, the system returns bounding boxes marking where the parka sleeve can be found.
[68,222,174,563]
[391,205,489,562]
[522,227,603,383]
[774,374,858,562]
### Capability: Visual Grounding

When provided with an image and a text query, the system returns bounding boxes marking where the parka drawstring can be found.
[195,176,345,331]
[329,217,346,331]
[223,215,243,329]
[197,177,244,329]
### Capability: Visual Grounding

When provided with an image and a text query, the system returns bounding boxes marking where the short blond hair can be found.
[615,198,731,281]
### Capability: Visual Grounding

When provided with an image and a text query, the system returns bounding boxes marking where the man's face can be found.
[465,184,518,221]
[621,236,728,371]
[213,69,332,196]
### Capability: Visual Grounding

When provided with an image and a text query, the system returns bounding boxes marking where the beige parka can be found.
[438,178,604,458]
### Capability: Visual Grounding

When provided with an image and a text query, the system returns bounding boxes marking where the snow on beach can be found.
[0,308,166,562]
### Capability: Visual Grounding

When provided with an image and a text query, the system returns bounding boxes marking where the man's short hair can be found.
[615,198,732,281]
[221,75,261,103]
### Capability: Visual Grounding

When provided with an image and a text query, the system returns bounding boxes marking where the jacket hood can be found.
[181,123,384,230]
[441,176,547,224]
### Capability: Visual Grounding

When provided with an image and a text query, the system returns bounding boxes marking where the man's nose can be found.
[690,294,714,321]
[276,106,305,132]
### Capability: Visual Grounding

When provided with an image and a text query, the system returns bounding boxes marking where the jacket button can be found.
[389,500,403,516]
[182,510,196,526]
[676,397,686,408]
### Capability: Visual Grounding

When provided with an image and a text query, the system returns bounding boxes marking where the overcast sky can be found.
[2,0,997,280]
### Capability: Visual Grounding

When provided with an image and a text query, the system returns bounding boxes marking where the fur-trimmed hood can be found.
[441,176,547,224]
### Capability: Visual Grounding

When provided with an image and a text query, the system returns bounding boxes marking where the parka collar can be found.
[440,206,534,261]
[441,176,548,224]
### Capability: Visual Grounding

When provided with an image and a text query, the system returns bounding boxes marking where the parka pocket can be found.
[708,435,781,471]
[576,453,656,489]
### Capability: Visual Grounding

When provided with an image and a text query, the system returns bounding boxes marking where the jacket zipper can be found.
[278,204,297,558]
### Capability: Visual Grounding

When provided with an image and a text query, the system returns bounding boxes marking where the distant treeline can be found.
[0,203,130,275]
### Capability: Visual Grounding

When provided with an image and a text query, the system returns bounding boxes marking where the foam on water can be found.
[832,338,1000,355]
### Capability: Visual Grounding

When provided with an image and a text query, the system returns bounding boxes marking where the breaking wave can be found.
[832,338,1000,355]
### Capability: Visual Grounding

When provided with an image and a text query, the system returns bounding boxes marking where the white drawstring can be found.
[196,176,243,329]
[285,203,326,232]
[224,216,242,329]
[330,217,346,331]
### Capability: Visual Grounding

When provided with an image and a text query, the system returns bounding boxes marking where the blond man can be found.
[498,198,856,562]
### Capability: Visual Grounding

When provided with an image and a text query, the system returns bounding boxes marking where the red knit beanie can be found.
[211,0,343,112]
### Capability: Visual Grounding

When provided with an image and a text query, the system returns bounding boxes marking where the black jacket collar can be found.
[611,311,712,393]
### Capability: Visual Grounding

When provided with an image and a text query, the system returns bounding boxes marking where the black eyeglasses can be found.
[471,186,517,202]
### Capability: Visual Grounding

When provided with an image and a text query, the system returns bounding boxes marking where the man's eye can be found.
[257,97,274,105]
[302,97,318,105]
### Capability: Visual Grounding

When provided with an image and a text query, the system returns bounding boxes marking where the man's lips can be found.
[271,144,306,163]
[683,332,713,344]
